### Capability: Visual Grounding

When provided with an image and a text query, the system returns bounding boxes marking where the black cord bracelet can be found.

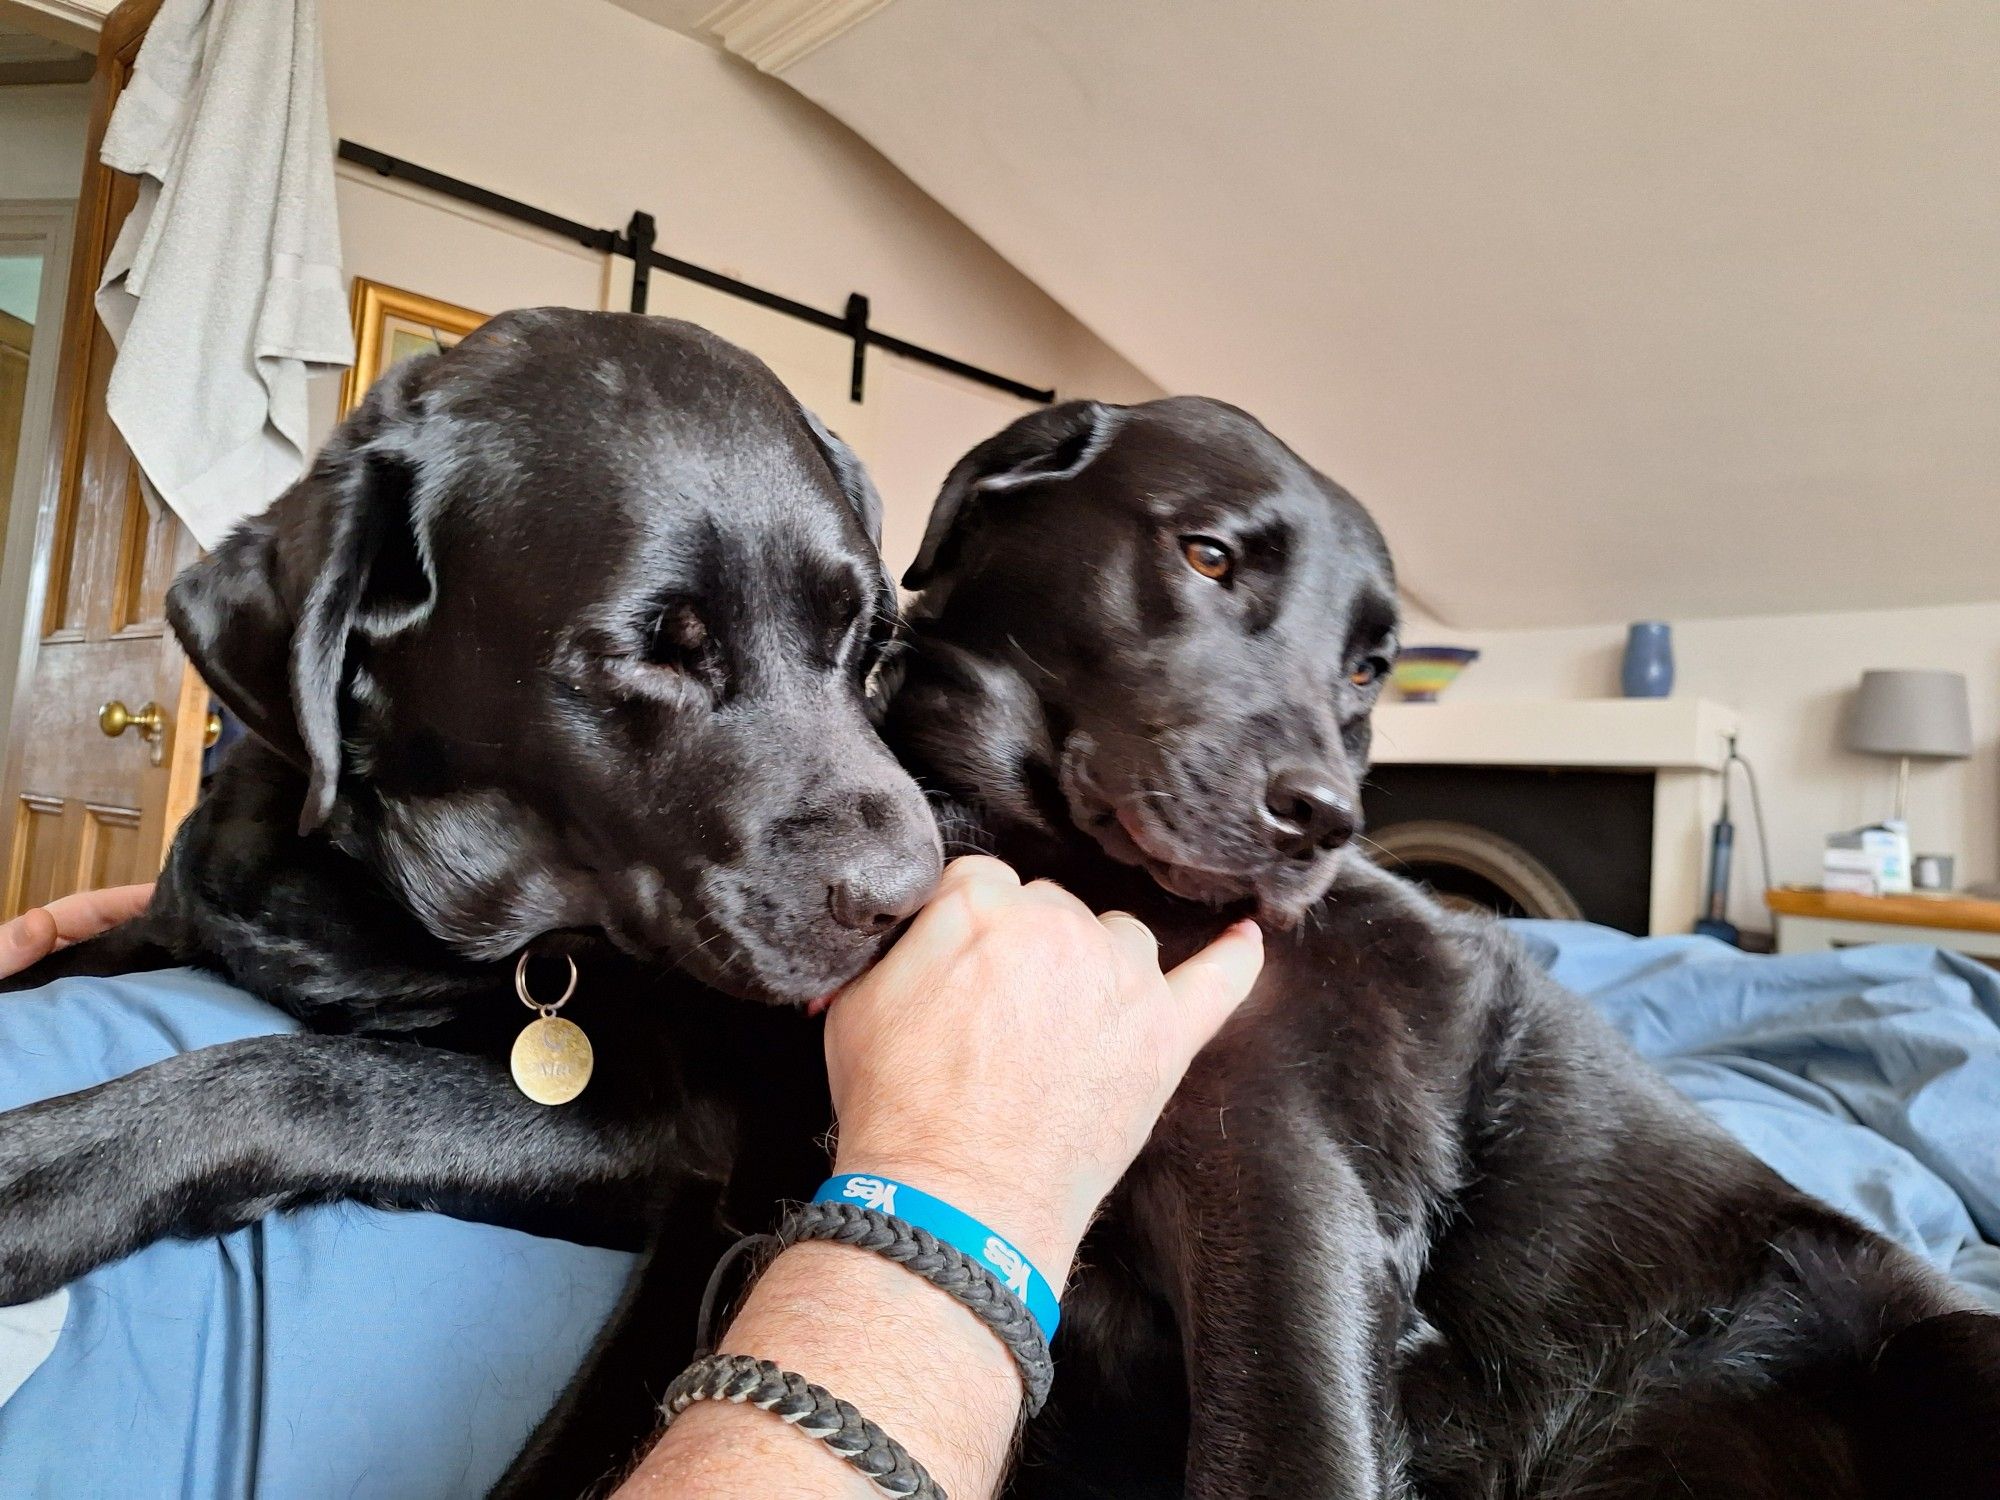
[662,1352,947,1499]
[776,1198,1057,1417]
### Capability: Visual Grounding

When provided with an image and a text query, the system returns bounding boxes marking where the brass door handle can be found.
[99,700,167,763]
[99,699,164,740]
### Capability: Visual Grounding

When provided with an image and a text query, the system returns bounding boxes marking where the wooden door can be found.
[0,0,204,919]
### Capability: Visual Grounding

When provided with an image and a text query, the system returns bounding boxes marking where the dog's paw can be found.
[0,1213,100,1307]
[0,1247,75,1308]
[0,1105,159,1305]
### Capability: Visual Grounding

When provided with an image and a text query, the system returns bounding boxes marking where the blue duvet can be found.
[0,925,1995,1495]
[1511,922,2000,1305]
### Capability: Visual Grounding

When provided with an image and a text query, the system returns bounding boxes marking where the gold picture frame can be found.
[339,279,489,415]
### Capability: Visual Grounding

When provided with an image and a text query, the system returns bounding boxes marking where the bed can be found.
[1,924,1995,1495]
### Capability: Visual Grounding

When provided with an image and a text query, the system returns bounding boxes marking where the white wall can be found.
[316,0,1159,574]
[1399,600,2000,927]
[0,82,87,199]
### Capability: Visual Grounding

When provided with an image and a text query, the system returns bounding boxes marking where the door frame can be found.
[0,199,77,731]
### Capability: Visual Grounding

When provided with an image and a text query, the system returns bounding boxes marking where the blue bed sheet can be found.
[0,928,1995,1495]
[1510,922,2000,1306]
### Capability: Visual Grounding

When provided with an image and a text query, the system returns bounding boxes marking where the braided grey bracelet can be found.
[777,1199,1056,1417]
[661,1352,946,1499]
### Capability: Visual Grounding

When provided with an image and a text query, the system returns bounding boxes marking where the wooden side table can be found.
[1765,887,2000,960]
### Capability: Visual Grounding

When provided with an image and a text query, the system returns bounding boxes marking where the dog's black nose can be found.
[828,862,933,935]
[1262,767,1357,857]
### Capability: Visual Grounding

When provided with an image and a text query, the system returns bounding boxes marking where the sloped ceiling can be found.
[636,1,2000,629]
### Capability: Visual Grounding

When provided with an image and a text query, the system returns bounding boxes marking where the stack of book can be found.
[1823,824,1913,896]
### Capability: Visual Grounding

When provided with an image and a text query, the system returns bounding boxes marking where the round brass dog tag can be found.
[510,1015,594,1106]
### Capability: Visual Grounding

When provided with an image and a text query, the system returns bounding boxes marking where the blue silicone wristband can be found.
[814,1174,1061,1339]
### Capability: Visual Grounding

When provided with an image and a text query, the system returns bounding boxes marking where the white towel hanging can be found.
[96,0,354,549]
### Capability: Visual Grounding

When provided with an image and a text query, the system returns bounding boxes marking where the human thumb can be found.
[0,907,57,978]
[1161,919,1264,1063]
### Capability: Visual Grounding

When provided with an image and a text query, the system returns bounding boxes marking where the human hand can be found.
[0,884,154,979]
[823,855,1263,1281]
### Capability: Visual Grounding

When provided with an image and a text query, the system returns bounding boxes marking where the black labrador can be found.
[0,308,942,1494]
[880,396,2000,1498]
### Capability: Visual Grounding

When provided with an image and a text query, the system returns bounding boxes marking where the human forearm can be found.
[618,1240,1024,1499]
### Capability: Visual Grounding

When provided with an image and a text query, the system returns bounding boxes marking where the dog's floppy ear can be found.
[166,356,444,834]
[800,405,884,550]
[903,400,1118,590]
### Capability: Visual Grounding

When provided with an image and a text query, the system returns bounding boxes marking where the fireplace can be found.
[1362,766,1655,932]
[1362,699,1739,935]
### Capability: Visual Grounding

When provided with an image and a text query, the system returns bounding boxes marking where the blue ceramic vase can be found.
[1621,621,1674,698]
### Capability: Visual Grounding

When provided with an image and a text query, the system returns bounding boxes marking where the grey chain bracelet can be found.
[695,1201,1059,1419]
[775,1198,1057,1417]
[662,1352,946,1499]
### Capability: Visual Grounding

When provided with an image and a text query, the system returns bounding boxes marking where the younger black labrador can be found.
[0,308,941,1493]
[882,396,2000,1498]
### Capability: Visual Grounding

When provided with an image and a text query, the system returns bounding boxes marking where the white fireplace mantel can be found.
[1369,698,1742,936]
[1371,698,1740,772]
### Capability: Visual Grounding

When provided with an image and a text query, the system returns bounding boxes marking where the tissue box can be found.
[1824,826,1913,896]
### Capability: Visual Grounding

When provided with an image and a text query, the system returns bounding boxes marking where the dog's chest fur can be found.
[983,838,1501,1494]
[1145,865,1489,1267]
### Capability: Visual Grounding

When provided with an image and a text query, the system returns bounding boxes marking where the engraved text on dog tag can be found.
[511,1014,594,1106]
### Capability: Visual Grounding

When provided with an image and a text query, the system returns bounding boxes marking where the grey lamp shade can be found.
[1845,670,1974,760]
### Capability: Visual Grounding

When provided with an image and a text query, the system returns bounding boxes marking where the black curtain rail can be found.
[337,140,1056,406]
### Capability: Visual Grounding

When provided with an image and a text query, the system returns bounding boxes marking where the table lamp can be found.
[1844,669,1973,823]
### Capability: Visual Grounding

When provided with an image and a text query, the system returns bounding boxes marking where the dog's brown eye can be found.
[853,612,896,682]
[1350,656,1390,688]
[649,603,708,657]
[641,601,723,686]
[1181,536,1234,582]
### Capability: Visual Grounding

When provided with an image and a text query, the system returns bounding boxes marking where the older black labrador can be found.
[882,396,2000,1498]
[0,308,941,1493]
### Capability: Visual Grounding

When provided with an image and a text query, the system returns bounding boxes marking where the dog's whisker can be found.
[1005,633,1060,682]
[1353,833,1394,864]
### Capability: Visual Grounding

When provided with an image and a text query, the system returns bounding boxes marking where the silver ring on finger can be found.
[1100,910,1159,946]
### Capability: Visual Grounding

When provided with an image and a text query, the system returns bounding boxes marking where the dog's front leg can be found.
[1138,1116,1410,1500]
[0,1033,685,1305]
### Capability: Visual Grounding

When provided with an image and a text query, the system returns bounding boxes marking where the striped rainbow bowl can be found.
[1391,646,1481,702]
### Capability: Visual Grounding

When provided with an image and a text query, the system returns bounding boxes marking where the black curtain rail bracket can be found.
[338,140,1055,405]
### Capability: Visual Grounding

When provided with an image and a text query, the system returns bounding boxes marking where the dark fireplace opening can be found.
[1366,820,1584,921]
[1361,765,1657,935]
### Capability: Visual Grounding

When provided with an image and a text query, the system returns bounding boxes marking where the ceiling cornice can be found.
[0,0,110,50]
[700,0,896,74]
